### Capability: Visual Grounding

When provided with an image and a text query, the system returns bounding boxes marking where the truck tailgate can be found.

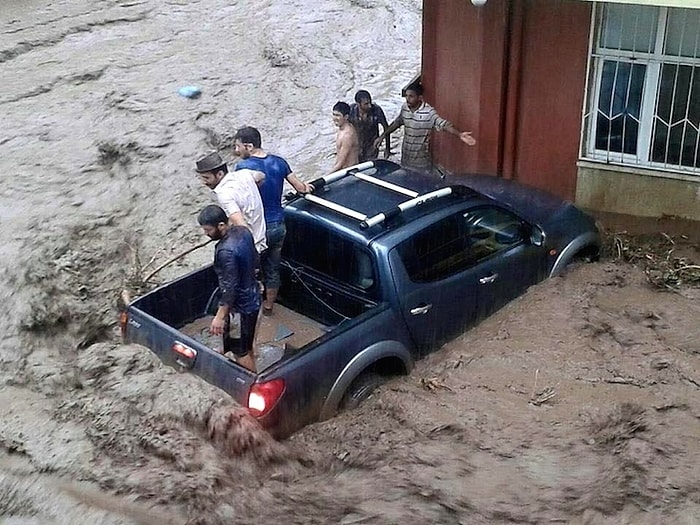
[124,306,255,403]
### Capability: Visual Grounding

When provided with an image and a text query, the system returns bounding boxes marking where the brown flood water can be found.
[2,1,700,524]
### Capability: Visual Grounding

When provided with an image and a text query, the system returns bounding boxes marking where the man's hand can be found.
[210,315,226,336]
[460,131,476,146]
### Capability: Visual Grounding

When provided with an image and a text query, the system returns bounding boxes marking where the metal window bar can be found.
[585,4,700,175]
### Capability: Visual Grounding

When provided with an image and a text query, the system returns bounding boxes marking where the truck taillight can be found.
[119,311,128,339]
[173,342,197,360]
[248,379,285,418]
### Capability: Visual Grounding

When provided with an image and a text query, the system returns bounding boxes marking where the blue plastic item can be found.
[178,85,202,99]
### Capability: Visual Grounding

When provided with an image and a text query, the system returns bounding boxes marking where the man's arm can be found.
[374,116,402,151]
[216,190,250,228]
[377,106,392,157]
[211,248,239,336]
[434,112,477,146]
[228,211,247,228]
[444,124,476,146]
[286,173,313,193]
[249,169,265,186]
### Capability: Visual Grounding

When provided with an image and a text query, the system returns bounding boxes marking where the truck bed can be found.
[179,304,328,371]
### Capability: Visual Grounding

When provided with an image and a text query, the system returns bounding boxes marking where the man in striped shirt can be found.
[375,82,476,173]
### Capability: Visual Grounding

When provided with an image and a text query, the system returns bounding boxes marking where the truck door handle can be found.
[410,304,432,315]
[479,273,498,284]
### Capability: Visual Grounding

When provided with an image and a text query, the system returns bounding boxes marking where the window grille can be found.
[583,4,700,176]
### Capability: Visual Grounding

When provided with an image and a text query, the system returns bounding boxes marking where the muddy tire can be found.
[340,372,384,411]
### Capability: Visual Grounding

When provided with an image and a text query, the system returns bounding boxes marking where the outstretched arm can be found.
[445,124,476,146]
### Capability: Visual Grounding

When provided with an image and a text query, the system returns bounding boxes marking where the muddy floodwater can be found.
[2,1,700,524]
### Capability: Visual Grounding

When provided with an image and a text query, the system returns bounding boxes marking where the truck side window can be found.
[398,215,472,282]
[464,207,525,261]
[398,207,526,283]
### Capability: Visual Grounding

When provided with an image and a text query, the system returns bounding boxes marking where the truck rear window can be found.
[283,219,376,294]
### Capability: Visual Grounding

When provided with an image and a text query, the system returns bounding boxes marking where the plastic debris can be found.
[178,85,202,99]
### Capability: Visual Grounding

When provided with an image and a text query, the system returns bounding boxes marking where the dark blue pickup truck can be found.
[122,160,600,437]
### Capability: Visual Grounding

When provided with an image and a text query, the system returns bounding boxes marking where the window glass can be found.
[600,4,657,53]
[595,60,645,154]
[397,208,524,283]
[464,208,525,261]
[652,64,700,167]
[665,8,700,57]
[584,5,700,175]
[283,220,376,292]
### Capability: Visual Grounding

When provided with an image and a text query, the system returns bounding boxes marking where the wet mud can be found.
[2,1,700,524]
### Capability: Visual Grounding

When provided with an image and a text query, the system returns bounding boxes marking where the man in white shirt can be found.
[196,151,267,253]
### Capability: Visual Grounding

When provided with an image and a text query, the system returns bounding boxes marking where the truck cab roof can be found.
[283,160,485,247]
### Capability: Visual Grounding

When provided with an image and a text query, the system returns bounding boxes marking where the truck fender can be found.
[549,232,600,277]
[319,340,413,421]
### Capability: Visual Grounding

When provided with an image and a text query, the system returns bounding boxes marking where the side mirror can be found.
[529,225,545,246]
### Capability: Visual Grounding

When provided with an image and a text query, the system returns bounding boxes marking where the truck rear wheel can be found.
[340,372,384,411]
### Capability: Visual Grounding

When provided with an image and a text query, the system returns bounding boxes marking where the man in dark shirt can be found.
[349,89,391,162]
[233,126,312,316]
[198,205,261,372]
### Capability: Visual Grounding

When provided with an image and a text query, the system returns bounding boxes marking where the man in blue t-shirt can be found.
[233,126,313,316]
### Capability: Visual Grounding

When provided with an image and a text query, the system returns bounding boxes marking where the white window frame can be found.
[582,4,700,176]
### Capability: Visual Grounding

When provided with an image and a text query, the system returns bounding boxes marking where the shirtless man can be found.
[331,101,360,172]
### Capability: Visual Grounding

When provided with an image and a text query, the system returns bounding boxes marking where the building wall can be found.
[422,0,700,220]
[422,0,591,200]
[576,165,700,220]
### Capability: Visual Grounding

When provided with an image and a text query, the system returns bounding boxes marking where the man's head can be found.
[197,204,229,240]
[354,89,372,113]
[196,152,228,189]
[332,101,351,128]
[404,82,424,110]
[234,126,262,159]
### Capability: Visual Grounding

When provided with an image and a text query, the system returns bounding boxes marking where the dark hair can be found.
[197,205,228,227]
[354,89,372,103]
[406,82,424,97]
[333,101,351,116]
[235,126,262,149]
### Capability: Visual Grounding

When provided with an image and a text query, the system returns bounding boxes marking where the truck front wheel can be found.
[340,372,385,411]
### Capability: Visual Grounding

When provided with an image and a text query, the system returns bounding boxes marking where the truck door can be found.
[462,206,544,320]
[389,206,544,353]
[389,213,480,353]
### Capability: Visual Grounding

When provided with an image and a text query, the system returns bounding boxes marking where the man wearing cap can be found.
[196,151,267,254]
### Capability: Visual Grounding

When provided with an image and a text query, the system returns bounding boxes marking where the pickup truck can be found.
[122,159,600,437]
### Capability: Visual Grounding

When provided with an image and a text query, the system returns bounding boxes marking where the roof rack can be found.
[297,161,469,230]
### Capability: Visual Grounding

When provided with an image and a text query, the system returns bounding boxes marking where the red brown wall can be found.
[422,0,592,200]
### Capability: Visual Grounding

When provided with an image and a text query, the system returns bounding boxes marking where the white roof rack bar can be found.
[318,161,376,185]
[303,194,368,221]
[353,172,419,197]
[360,187,455,229]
